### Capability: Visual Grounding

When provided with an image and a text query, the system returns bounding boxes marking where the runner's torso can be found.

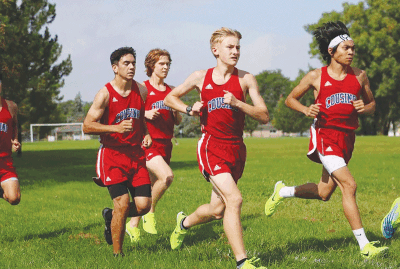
[316,66,361,130]
[0,98,13,157]
[100,81,145,148]
[200,68,245,140]
[144,80,174,139]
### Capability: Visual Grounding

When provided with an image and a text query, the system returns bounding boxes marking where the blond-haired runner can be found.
[165,27,269,269]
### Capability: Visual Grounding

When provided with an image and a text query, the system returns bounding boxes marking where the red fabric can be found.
[315,66,361,130]
[197,133,246,182]
[0,99,13,158]
[100,81,145,148]
[308,124,355,164]
[0,157,18,182]
[144,81,175,139]
[144,139,173,164]
[200,68,245,139]
[96,145,150,187]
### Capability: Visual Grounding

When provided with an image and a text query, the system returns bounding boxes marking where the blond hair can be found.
[144,49,172,77]
[210,27,242,57]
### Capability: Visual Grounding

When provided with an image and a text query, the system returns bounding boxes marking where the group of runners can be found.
[1,22,399,268]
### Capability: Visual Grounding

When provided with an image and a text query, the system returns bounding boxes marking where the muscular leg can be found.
[112,194,151,254]
[330,166,362,230]
[183,173,246,261]
[129,156,173,228]
[111,194,130,254]
[295,167,337,201]
[146,156,174,212]
[1,179,21,205]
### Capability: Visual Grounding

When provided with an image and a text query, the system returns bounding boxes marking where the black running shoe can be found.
[102,208,113,245]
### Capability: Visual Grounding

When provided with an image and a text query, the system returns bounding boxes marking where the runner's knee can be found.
[225,194,243,208]
[164,174,174,187]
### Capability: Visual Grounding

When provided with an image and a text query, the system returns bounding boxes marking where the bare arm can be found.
[6,100,21,151]
[164,70,205,116]
[83,88,133,134]
[285,69,321,117]
[225,73,269,124]
[353,70,375,115]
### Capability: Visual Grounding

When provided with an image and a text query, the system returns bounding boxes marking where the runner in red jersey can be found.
[126,49,182,242]
[83,47,152,256]
[165,28,269,269]
[264,21,388,259]
[0,74,21,206]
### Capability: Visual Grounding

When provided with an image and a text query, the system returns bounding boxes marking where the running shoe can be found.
[102,207,113,245]
[360,241,388,259]
[241,257,267,269]
[381,197,400,239]
[265,181,285,217]
[125,223,140,243]
[170,211,187,250]
[143,212,158,234]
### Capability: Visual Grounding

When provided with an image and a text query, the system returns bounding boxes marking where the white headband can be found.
[328,34,352,48]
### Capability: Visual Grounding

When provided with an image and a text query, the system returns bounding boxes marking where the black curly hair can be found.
[313,21,350,65]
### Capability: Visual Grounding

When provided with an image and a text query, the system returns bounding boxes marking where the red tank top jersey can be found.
[0,98,13,157]
[316,66,361,130]
[100,81,145,148]
[200,68,245,140]
[144,80,174,139]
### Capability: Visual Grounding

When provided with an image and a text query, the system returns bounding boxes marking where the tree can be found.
[272,69,314,134]
[305,0,400,135]
[256,69,291,121]
[0,0,72,135]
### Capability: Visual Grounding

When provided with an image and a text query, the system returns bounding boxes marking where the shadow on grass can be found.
[12,150,199,188]
[2,222,100,242]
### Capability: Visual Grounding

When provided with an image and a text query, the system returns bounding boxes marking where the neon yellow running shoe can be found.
[142,212,158,234]
[241,257,267,269]
[360,241,388,259]
[125,223,140,243]
[381,197,400,239]
[265,181,285,217]
[170,211,187,250]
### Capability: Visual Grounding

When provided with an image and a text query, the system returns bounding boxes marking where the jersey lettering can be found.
[151,100,171,111]
[0,123,8,133]
[208,97,238,112]
[325,93,357,109]
[115,108,140,123]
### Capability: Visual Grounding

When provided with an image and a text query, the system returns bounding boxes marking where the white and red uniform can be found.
[96,81,150,187]
[143,80,174,164]
[308,66,361,165]
[197,68,246,182]
[0,98,18,182]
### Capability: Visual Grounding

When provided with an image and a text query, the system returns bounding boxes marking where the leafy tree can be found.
[305,0,400,134]
[272,69,314,134]
[0,0,72,135]
[256,69,291,120]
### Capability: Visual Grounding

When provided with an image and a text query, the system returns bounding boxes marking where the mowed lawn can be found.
[0,137,399,268]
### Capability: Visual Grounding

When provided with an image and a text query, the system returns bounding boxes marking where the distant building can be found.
[244,123,309,138]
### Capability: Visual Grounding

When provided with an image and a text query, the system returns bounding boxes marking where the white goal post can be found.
[30,123,84,142]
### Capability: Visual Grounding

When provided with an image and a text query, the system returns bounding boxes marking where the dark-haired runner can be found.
[83,47,152,256]
[264,21,388,259]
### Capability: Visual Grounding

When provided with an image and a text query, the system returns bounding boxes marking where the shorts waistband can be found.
[203,133,243,144]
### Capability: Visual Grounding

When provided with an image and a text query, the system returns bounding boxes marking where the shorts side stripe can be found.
[204,134,213,176]
[96,144,104,178]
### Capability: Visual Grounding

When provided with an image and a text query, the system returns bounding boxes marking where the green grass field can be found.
[1,137,399,268]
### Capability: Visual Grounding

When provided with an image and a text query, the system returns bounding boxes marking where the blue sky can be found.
[48,0,361,102]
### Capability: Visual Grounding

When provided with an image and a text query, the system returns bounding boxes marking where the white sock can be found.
[279,186,295,198]
[353,228,369,250]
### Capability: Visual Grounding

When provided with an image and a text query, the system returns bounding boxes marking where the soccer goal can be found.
[29,123,84,142]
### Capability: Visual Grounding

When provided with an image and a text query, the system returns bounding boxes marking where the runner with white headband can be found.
[265,21,389,259]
